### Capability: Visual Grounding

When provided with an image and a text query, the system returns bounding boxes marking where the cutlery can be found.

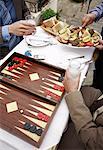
[68,55,85,60]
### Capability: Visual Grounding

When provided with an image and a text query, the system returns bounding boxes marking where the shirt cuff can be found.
[89,11,100,22]
[2,25,11,41]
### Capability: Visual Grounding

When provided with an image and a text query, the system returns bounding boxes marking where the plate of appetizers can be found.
[41,16,69,36]
[57,26,101,47]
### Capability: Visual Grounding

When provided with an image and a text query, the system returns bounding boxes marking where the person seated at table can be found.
[82,2,103,92]
[63,69,103,150]
[0,0,36,60]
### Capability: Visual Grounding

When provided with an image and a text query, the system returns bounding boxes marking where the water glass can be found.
[25,15,36,35]
[68,60,81,78]
[25,15,36,25]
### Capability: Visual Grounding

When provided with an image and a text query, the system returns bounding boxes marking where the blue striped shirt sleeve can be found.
[2,25,11,41]
[89,2,103,22]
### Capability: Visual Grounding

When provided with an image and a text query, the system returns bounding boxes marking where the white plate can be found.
[25,35,50,47]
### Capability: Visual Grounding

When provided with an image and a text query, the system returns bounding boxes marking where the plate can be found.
[57,27,102,48]
[25,35,50,47]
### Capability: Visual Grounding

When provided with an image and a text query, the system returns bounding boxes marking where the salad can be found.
[57,26,101,47]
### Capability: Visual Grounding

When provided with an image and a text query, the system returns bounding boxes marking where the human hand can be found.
[62,69,80,93]
[82,13,96,27]
[9,20,36,36]
[96,39,103,50]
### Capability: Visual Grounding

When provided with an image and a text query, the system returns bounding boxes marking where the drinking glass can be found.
[68,60,81,78]
[25,15,36,35]
[25,15,36,25]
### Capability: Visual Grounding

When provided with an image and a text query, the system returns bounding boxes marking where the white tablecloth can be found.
[0,27,95,150]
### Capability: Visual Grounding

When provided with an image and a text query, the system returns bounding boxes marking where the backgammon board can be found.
[0,52,65,148]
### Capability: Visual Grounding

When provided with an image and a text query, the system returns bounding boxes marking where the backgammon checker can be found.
[0,52,65,148]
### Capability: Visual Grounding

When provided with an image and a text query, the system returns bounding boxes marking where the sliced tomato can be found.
[85,42,94,47]
[79,42,86,47]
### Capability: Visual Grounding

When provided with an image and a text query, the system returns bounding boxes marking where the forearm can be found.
[65,91,103,149]
[65,91,93,133]
[89,2,103,21]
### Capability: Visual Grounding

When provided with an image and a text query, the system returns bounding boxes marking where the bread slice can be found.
[43,17,56,28]
[59,32,69,41]
[52,21,66,33]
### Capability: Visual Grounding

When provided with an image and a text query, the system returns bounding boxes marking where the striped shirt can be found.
[89,2,103,21]
[0,0,20,50]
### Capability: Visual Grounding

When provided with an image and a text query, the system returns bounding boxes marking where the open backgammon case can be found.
[0,52,65,148]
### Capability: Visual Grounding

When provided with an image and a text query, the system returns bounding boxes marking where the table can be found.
[0,27,95,150]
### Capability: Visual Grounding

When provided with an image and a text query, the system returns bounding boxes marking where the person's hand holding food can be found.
[82,13,96,27]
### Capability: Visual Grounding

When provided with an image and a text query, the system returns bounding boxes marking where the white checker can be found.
[29,73,40,81]
[6,101,18,113]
